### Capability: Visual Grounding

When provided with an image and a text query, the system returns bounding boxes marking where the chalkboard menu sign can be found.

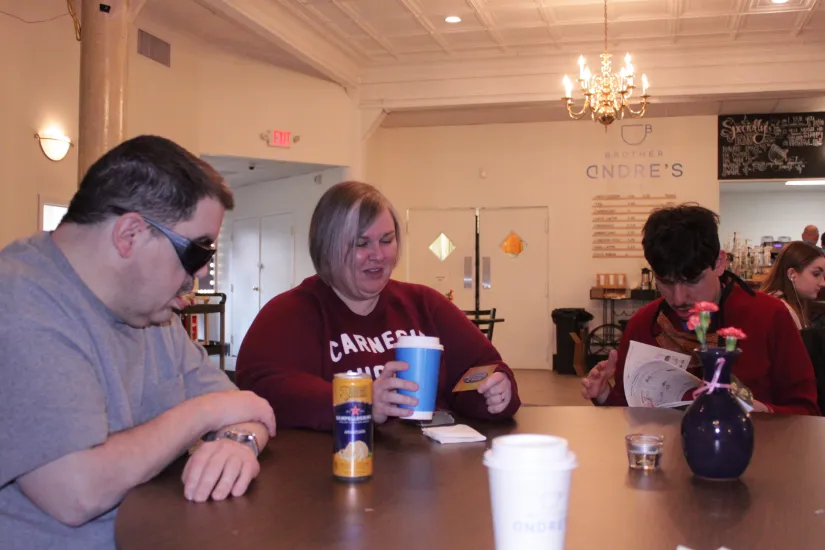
[718,112,825,180]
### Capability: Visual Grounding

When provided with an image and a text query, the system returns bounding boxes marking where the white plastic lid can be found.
[483,434,578,471]
[394,335,443,350]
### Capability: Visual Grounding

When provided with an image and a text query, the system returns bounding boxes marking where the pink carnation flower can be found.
[690,301,719,314]
[687,315,701,331]
[718,327,747,340]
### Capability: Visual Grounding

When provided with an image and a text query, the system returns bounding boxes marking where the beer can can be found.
[333,372,373,482]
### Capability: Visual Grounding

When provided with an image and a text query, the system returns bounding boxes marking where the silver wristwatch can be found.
[219,429,260,457]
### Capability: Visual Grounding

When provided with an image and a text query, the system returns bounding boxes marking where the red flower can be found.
[690,301,719,313]
[687,314,701,331]
[718,327,747,340]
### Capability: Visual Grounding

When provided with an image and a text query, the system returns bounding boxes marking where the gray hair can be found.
[309,181,401,286]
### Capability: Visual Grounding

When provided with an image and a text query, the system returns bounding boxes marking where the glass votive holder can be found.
[625,434,664,471]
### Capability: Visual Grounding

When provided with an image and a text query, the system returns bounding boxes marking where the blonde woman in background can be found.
[761,241,825,329]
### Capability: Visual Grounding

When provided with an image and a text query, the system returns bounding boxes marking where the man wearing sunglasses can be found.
[0,135,277,550]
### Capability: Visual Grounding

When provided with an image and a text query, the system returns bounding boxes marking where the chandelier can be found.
[561,0,650,127]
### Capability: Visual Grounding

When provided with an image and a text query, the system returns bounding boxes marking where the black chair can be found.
[800,327,825,415]
[462,308,498,342]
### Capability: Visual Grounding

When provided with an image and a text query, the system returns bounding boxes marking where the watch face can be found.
[221,430,259,456]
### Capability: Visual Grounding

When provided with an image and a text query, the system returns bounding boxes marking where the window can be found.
[41,203,68,232]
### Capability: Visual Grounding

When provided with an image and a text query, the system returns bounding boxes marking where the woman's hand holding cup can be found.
[373,361,418,424]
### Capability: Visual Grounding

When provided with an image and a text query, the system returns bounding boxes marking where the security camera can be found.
[248,162,256,171]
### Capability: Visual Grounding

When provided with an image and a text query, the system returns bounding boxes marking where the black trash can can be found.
[552,308,594,375]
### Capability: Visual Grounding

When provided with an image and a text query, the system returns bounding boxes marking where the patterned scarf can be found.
[655,311,718,373]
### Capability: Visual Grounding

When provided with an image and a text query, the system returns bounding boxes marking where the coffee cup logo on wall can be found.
[586,123,684,180]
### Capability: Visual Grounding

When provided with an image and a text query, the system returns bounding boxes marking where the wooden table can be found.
[116,407,825,549]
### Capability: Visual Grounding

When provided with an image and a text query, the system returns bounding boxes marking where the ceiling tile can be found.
[556,22,607,40]
[682,0,738,17]
[368,15,423,35]
[807,12,825,27]
[609,19,671,38]
[500,26,554,45]
[431,12,486,32]
[678,16,733,34]
[300,1,347,23]
[444,30,499,48]
[552,3,607,24]
[748,0,816,13]
[350,0,412,19]
[675,32,733,45]
[490,6,545,26]
[613,0,672,20]
[416,0,471,12]
[740,12,799,30]
[388,33,443,52]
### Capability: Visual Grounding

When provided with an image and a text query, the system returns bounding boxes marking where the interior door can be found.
[479,207,550,370]
[231,217,261,353]
[406,208,477,311]
[259,213,294,307]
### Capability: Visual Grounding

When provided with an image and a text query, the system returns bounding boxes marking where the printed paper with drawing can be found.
[624,341,697,407]
[622,341,753,412]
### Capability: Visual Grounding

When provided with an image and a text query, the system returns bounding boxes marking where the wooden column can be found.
[77,0,130,182]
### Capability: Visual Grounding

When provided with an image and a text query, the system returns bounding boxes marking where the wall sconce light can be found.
[35,129,73,161]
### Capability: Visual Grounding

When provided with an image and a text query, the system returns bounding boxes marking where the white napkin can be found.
[422,424,487,444]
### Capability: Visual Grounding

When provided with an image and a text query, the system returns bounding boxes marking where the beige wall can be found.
[129,16,356,167]
[369,116,719,334]
[0,5,356,247]
[0,0,80,246]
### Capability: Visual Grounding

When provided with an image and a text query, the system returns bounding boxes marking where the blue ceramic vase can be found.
[681,347,754,480]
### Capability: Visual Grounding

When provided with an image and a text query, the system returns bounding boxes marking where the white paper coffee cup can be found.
[483,434,578,550]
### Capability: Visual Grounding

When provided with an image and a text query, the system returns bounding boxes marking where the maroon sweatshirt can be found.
[602,283,820,415]
[236,275,521,430]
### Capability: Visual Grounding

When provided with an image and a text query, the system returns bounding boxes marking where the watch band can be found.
[219,429,260,457]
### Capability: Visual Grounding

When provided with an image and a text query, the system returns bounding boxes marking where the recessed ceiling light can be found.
[786,180,825,186]
[445,15,461,23]
[771,0,789,4]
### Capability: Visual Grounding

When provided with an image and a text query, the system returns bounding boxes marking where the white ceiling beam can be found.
[359,43,825,110]
[195,0,363,88]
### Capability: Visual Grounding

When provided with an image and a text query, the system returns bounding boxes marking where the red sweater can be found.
[603,284,819,415]
[236,276,521,430]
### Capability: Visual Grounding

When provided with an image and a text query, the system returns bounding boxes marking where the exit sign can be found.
[267,130,292,148]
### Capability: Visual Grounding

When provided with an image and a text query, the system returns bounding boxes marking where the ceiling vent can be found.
[137,29,171,68]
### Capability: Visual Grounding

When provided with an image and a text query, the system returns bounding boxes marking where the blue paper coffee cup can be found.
[394,335,443,420]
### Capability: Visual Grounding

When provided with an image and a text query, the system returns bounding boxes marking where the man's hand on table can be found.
[182,437,261,502]
[581,349,617,404]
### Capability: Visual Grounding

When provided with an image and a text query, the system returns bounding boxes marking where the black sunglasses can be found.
[111,207,215,276]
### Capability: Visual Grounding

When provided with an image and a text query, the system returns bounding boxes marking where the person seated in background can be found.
[236,181,521,431]
[802,224,820,246]
[0,136,277,550]
[760,241,825,330]
[581,204,819,415]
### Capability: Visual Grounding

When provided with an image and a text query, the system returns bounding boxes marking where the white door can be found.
[259,213,294,306]
[406,208,477,311]
[479,207,550,370]
[231,217,262,353]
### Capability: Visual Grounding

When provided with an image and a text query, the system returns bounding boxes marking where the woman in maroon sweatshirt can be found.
[236,181,521,431]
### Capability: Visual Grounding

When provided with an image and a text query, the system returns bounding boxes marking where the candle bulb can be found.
[624,53,631,67]
[642,74,649,94]
[563,75,573,98]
